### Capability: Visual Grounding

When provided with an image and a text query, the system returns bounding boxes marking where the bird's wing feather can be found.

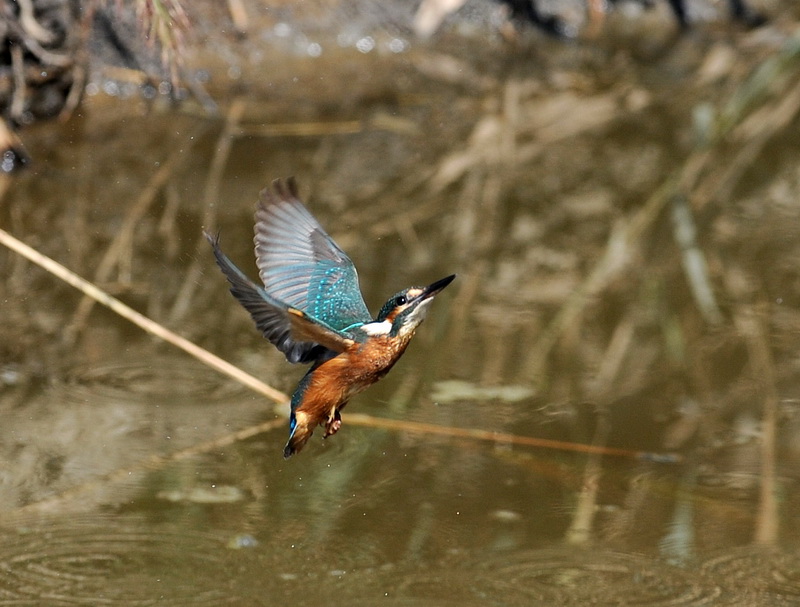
[206,231,348,363]
[253,178,372,331]
[286,308,355,353]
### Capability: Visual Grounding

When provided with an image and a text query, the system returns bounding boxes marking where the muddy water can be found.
[2,6,800,605]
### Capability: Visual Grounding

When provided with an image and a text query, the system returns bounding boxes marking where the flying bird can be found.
[206,178,455,457]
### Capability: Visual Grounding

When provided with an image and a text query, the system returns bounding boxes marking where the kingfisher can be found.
[206,178,455,458]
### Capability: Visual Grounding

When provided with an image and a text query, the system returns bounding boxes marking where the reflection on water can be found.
[3,509,799,605]
[66,358,251,403]
[2,2,800,604]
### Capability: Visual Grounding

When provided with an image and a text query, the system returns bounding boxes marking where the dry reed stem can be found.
[234,120,362,137]
[59,62,86,121]
[588,316,636,400]
[564,414,610,545]
[344,413,679,461]
[227,0,249,36]
[670,195,723,325]
[734,303,779,545]
[7,14,71,68]
[0,226,289,407]
[17,0,56,44]
[9,43,26,120]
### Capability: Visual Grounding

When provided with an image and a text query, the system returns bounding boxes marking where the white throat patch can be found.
[361,320,392,336]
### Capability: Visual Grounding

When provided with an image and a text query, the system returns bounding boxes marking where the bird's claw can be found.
[324,413,342,438]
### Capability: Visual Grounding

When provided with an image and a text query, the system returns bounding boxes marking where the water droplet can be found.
[227,65,242,80]
[274,22,291,37]
[355,36,375,53]
[388,38,408,53]
[1,151,16,173]
[102,81,120,97]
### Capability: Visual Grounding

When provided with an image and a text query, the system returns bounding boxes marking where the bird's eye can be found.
[397,295,407,306]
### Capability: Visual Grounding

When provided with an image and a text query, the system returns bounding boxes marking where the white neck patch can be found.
[361,320,392,336]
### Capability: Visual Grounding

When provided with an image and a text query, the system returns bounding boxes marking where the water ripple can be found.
[467,548,722,605]
[701,547,800,605]
[0,514,239,606]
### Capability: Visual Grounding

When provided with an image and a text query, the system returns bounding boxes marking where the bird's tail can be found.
[283,416,314,459]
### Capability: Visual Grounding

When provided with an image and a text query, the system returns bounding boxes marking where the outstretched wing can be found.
[205,232,353,364]
[254,179,372,331]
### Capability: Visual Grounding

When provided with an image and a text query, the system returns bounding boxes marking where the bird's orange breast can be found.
[297,333,416,422]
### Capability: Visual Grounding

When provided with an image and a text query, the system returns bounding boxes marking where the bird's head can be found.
[362,274,456,339]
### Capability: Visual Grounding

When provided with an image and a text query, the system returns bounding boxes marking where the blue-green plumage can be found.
[206,178,455,457]
[253,181,371,333]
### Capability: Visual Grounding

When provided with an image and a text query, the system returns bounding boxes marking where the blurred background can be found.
[2,0,800,604]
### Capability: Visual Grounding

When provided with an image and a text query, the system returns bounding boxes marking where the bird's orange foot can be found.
[323,411,342,438]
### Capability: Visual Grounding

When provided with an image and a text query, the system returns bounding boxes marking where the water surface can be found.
[1,5,800,604]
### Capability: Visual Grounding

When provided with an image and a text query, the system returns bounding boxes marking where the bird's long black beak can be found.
[419,274,456,300]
